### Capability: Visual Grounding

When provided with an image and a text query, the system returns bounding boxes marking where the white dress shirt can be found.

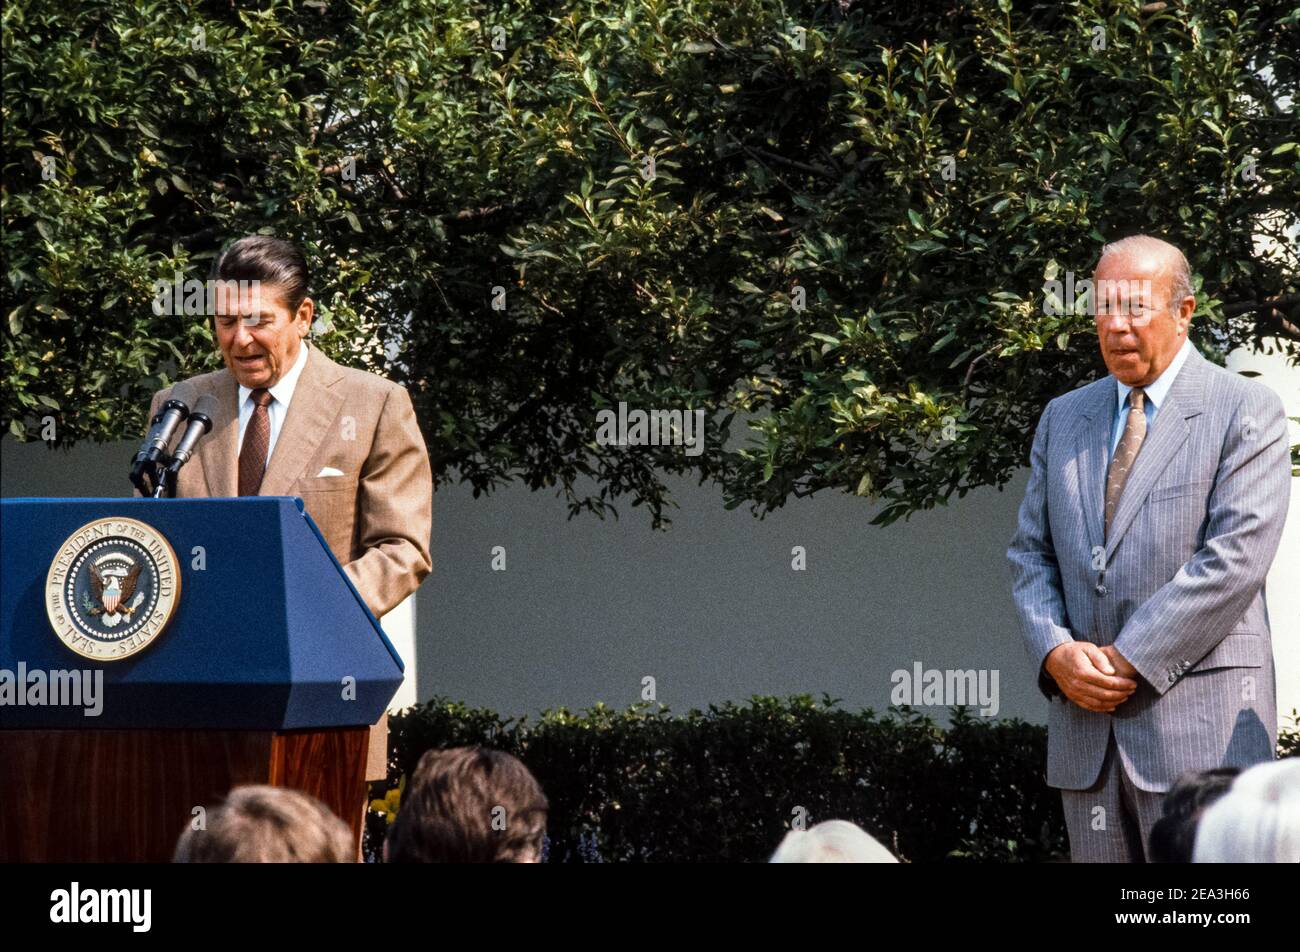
[236,341,309,462]
[1109,335,1193,460]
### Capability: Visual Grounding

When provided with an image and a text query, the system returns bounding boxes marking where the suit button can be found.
[1168,671,1178,683]
[1095,584,1107,596]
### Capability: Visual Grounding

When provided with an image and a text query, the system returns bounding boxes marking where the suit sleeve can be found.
[1113,387,1290,696]
[342,384,433,618]
[1007,398,1074,699]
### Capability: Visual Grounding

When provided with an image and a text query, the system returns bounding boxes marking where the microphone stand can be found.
[151,465,176,498]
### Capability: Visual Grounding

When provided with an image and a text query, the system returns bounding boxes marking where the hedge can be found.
[366,696,1297,863]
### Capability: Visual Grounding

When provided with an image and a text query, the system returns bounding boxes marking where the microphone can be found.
[135,399,189,466]
[130,386,192,495]
[166,394,217,473]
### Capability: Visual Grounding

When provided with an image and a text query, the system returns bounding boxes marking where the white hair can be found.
[1098,234,1193,307]
[1192,759,1300,863]
[769,820,899,863]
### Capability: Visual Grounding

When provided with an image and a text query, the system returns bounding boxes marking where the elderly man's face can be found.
[212,282,312,389]
[1092,253,1190,387]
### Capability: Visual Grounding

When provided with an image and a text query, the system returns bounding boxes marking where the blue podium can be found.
[0,497,405,861]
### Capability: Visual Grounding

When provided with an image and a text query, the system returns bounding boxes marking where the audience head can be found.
[173,784,354,863]
[385,746,548,863]
[1148,766,1240,863]
[770,819,898,863]
[1193,759,1300,863]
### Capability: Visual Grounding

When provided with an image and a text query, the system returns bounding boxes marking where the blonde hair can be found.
[173,785,354,863]
[770,819,899,863]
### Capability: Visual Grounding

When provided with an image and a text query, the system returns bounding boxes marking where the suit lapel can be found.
[1103,348,1207,559]
[1076,381,1114,554]
[198,370,240,498]
[258,346,346,497]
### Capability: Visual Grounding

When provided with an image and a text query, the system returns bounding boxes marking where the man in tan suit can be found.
[145,235,432,780]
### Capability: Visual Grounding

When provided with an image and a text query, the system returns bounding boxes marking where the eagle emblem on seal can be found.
[87,554,144,627]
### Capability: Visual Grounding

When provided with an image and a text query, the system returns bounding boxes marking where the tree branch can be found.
[1223,294,1300,341]
[1222,293,1300,316]
[746,144,839,182]
[962,345,1002,406]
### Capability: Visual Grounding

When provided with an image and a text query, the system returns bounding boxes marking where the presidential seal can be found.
[44,517,181,660]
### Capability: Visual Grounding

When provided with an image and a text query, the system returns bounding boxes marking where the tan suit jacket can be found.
[146,344,432,784]
[146,343,433,617]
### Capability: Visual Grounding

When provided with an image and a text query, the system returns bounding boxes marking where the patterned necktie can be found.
[238,388,274,496]
[1104,386,1146,540]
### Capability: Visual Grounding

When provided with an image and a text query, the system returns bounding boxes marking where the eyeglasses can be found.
[1093,304,1162,328]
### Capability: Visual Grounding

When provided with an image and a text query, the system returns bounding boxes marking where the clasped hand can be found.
[1045,642,1139,712]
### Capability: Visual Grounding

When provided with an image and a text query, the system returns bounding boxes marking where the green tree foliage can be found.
[4,0,1297,524]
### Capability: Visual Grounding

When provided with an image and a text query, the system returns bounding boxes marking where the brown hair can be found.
[172,785,354,863]
[385,747,548,863]
[208,235,311,313]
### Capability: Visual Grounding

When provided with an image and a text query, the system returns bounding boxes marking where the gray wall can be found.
[8,434,1297,725]
[2,436,1043,723]
[418,467,1041,722]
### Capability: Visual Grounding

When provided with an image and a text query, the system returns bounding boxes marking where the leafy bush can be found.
[367,695,1300,862]
[366,695,1060,862]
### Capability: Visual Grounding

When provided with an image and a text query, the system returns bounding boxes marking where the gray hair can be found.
[1098,234,1193,309]
[1192,759,1300,863]
[769,819,899,863]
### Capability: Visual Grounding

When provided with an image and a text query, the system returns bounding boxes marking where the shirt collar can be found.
[1116,335,1192,413]
[238,340,310,409]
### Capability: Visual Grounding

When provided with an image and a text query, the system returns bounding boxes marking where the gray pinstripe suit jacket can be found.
[1007,346,1291,792]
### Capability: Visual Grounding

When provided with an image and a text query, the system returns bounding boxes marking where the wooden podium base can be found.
[0,728,370,862]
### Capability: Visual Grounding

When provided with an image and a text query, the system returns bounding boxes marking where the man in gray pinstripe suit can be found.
[1007,234,1291,862]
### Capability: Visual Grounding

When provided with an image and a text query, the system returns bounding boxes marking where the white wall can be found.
[1228,340,1300,730]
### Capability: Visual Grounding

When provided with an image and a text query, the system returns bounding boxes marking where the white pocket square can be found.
[316,466,345,477]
